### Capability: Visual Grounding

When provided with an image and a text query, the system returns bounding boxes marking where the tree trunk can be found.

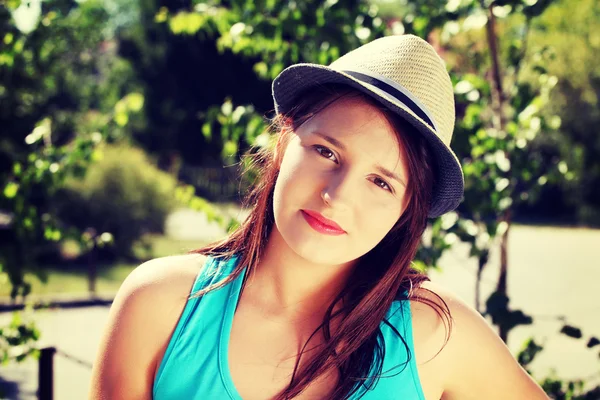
[484,2,506,131]
[88,241,97,296]
[497,211,511,296]
[475,256,485,313]
[483,1,512,342]
[498,210,511,342]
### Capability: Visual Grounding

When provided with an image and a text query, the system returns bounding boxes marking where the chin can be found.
[295,244,351,266]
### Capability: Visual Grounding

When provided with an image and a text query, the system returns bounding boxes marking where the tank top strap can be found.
[153,254,240,398]
[369,298,425,400]
[188,254,234,295]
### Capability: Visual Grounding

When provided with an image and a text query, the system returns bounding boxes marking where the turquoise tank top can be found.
[153,256,425,400]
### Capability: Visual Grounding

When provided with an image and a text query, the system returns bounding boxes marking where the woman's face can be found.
[272,96,411,265]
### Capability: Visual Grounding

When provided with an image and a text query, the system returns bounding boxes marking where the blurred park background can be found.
[1,0,600,398]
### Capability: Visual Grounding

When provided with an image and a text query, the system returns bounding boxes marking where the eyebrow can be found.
[375,165,407,188]
[313,131,346,151]
[312,131,407,188]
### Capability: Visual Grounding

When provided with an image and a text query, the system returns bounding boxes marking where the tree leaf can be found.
[3,182,19,199]
[560,325,582,339]
[587,336,600,348]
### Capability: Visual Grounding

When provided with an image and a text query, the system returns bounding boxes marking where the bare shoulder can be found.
[409,280,480,354]
[111,253,207,326]
[409,281,548,400]
[89,253,207,400]
[406,281,463,399]
[121,253,206,299]
[409,281,493,366]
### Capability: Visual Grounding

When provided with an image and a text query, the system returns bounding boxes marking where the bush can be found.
[56,144,179,260]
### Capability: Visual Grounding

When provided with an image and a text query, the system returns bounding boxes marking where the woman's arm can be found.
[420,282,549,400]
[88,254,205,400]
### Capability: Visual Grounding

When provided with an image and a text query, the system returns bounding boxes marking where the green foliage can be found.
[414,213,456,270]
[517,337,544,371]
[56,144,180,259]
[173,183,238,232]
[0,101,145,290]
[523,0,600,225]
[200,99,267,164]
[517,336,600,399]
[0,0,144,291]
[0,308,40,365]
[541,377,600,400]
[0,0,148,363]
[159,0,386,79]
[119,0,388,171]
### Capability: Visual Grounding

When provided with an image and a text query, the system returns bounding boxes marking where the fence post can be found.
[38,347,56,400]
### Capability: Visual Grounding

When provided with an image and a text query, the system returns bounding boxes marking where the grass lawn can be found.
[0,235,208,299]
[0,263,137,298]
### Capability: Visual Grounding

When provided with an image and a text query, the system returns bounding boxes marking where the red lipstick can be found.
[300,210,346,236]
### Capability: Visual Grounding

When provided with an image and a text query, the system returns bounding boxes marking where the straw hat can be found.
[272,34,463,218]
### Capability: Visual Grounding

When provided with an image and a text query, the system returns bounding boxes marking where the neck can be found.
[244,226,355,322]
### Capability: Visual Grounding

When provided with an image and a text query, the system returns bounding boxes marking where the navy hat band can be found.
[342,70,437,132]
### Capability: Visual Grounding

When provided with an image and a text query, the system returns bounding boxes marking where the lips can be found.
[300,210,346,236]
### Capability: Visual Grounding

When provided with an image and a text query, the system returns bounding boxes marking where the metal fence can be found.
[37,347,93,400]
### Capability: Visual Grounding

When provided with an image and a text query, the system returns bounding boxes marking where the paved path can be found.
[0,307,110,400]
[429,225,600,387]
[1,225,599,399]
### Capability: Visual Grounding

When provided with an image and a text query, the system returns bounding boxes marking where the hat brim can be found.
[272,64,464,218]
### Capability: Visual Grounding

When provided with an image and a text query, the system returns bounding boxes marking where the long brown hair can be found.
[192,85,452,399]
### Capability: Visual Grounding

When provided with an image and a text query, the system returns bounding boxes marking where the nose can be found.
[320,168,355,210]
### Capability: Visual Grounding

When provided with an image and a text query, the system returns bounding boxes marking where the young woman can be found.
[90,35,548,400]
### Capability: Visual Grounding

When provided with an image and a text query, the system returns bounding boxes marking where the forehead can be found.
[297,96,407,175]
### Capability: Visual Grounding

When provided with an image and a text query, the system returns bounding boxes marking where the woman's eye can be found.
[314,145,338,163]
[372,177,392,192]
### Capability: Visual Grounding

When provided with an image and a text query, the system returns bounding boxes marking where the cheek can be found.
[354,198,403,244]
[273,144,314,215]
[277,147,305,189]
